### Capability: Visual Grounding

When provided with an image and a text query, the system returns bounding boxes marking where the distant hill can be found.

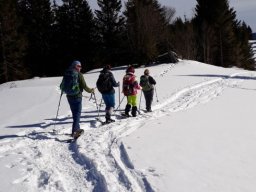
[252,33,256,40]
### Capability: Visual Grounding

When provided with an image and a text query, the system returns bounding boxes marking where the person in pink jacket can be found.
[122,66,141,117]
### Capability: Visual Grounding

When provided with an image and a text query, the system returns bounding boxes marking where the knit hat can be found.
[126,66,135,73]
[71,60,81,68]
[144,69,149,75]
[104,65,111,70]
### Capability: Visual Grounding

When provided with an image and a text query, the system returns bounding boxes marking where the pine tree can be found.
[194,0,255,69]
[234,21,255,69]
[0,0,29,83]
[171,17,197,60]
[95,0,125,65]
[194,0,221,65]
[54,0,96,71]
[18,0,54,76]
[125,0,168,64]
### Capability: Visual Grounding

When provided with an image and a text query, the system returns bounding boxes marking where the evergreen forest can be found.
[0,0,255,84]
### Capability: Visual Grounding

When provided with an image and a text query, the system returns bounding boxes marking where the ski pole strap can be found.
[93,93,100,117]
[92,92,99,108]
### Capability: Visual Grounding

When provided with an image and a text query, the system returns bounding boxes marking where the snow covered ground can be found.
[1,60,256,192]
[249,40,256,61]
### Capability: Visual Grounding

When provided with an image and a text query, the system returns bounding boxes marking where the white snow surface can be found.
[250,40,256,61]
[1,60,256,192]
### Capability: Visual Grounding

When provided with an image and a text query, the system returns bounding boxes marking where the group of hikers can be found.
[60,60,156,138]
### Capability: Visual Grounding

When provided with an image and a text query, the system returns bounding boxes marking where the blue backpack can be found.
[60,70,80,95]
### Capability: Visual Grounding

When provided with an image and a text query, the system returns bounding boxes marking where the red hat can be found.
[126,66,135,73]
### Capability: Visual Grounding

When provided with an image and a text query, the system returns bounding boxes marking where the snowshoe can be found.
[121,113,131,118]
[102,118,115,125]
[60,129,84,143]
[73,129,84,140]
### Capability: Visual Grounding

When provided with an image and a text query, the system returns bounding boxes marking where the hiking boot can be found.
[125,104,131,116]
[72,129,84,139]
[106,118,115,123]
[131,106,137,117]
[105,115,115,123]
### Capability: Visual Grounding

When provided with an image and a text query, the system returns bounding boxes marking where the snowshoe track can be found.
[0,64,254,192]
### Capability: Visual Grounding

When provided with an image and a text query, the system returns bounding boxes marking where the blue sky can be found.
[88,0,256,32]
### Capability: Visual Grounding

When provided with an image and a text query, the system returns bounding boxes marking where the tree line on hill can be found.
[0,0,255,84]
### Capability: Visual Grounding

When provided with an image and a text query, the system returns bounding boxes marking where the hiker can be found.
[122,66,141,117]
[96,65,119,123]
[60,60,94,137]
[140,69,156,112]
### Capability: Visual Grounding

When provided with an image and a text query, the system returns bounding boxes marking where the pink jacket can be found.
[123,72,141,96]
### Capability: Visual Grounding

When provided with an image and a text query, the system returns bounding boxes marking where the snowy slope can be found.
[0,60,256,192]
[249,40,256,61]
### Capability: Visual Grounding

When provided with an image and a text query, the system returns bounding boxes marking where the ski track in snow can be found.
[0,65,255,192]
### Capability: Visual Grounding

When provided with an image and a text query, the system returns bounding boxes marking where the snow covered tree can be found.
[95,0,125,65]
[0,0,29,83]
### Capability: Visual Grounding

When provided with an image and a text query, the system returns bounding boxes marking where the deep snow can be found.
[1,60,256,192]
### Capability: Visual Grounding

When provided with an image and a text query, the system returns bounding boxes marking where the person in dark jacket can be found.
[140,69,156,112]
[97,65,119,123]
[61,60,94,137]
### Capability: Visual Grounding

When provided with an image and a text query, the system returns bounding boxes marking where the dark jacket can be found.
[140,75,156,92]
[99,69,119,94]
[147,75,156,86]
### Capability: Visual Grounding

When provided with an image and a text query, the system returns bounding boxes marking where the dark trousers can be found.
[67,96,82,134]
[143,89,154,111]
[102,93,115,120]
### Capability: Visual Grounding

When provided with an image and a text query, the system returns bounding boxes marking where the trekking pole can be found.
[118,83,121,107]
[98,98,103,112]
[138,90,143,112]
[155,86,159,102]
[93,92,100,117]
[54,92,63,130]
[89,93,93,101]
[114,95,125,113]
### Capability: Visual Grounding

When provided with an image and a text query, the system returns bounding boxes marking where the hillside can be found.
[1,60,256,192]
